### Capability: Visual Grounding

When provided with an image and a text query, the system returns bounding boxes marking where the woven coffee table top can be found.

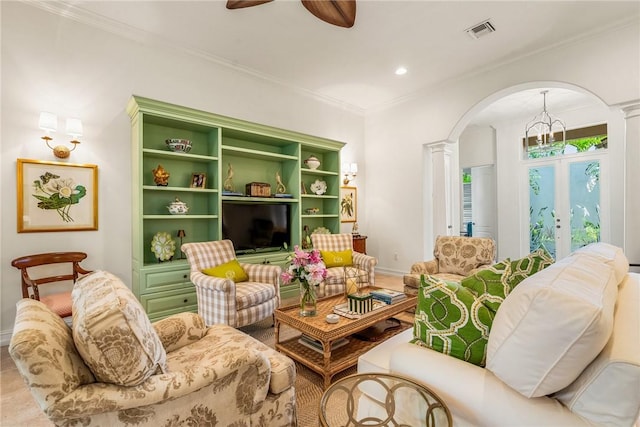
[275,289,417,342]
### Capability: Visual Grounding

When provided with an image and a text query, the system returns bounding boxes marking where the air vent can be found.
[466,19,496,39]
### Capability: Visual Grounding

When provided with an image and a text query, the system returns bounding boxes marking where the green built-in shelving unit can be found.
[127,96,345,319]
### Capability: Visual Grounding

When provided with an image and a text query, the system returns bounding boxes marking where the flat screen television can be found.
[222,202,291,254]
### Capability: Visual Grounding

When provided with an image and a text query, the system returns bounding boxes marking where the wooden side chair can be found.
[11,252,92,318]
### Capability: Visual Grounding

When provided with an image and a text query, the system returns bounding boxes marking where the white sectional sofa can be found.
[358,243,640,426]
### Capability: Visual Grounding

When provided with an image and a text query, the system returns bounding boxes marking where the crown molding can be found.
[27,0,367,116]
[368,16,639,115]
[23,1,637,117]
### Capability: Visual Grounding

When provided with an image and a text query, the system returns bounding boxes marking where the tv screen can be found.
[222,202,291,254]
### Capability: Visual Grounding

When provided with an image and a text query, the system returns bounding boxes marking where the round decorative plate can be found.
[151,231,176,261]
[312,227,331,235]
[310,179,327,195]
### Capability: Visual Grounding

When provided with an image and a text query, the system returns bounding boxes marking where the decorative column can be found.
[622,102,640,269]
[424,141,455,254]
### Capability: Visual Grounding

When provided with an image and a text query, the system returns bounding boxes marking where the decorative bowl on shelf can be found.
[305,207,320,215]
[165,138,192,153]
[312,226,331,235]
[167,197,189,215]
[304,155,321,170]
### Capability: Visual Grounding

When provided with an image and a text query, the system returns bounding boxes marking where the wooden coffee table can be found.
[274,289,417,388]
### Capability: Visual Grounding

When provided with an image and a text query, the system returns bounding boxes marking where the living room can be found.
[1,1,639,424]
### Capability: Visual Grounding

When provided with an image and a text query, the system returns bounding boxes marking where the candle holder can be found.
[177,229,186,259]
[344,265,369,297]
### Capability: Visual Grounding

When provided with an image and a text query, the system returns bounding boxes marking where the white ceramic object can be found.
[326,314,339,324]
[312,226,331,235]
[167,198,189,215]
[165,138,192,153]
[304,155,321,170]
[150,231,176,261]
[310,179,327,195]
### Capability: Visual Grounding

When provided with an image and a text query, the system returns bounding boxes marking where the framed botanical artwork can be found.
[190,172,207,189]
[340,186,357,223]
[17,159,98,232]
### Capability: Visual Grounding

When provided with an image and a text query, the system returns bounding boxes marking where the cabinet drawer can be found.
[141,289,198,321]
[143,268,191,293]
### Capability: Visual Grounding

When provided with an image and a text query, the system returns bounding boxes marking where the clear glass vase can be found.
[299,281,317,317]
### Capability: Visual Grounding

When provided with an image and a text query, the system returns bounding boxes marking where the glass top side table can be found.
[319,372,452,426]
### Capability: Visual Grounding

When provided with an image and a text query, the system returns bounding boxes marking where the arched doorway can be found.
[424,82,622,261]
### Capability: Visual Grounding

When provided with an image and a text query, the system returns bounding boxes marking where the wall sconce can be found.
[39,112,83,159]
[342,162,358,185]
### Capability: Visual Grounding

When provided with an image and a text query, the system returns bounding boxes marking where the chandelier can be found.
[525,90,566,155]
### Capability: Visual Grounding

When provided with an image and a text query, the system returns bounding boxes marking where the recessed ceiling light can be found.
[395,66,408,76]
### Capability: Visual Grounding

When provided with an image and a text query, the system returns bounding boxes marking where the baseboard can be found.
[1,329,12,347]
[375,267,405,277]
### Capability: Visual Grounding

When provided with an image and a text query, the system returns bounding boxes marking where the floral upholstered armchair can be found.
[310,233,378,296]
[403,235,496,295]
[9,270,297,427]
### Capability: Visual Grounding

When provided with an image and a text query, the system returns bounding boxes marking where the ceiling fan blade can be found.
[226,0,274,9]
[301,0,356,28]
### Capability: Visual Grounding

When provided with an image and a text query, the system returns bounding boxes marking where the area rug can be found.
[239,319,358,427]
[239,311,415,427]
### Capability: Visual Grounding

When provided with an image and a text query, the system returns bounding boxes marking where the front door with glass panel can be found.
[527,153,607,260]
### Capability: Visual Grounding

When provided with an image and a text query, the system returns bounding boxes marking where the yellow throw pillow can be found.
[202,259,249,282]
[321,249,353,268]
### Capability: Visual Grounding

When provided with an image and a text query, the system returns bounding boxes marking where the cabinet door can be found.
[143,267,192,294]
[141,288,198,322]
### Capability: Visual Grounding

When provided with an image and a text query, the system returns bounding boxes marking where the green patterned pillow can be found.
[460,259,512,313]
[411,275,494,366]
[509,249,554,287]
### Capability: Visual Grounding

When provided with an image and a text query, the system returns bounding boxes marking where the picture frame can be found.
[17,159,98,232]
[340,186,357,223]
[190,172,207,189]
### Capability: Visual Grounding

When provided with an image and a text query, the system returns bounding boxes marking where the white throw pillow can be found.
[486,252,618,398]
[572,242,629,284]
[552,273,640,426]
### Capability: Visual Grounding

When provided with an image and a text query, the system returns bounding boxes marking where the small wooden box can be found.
[348,293,373,314]
[246,182,271,197]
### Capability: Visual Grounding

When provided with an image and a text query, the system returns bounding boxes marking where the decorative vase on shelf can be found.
[152,164,170,186]
[299,280,318,317]
[304,155,321,170]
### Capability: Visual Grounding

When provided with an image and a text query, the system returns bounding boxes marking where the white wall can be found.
[0,3,365,341]
[459,125,496,169]
[367,22,639,275]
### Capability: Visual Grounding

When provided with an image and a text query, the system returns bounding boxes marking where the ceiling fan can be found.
[226,0,356,28]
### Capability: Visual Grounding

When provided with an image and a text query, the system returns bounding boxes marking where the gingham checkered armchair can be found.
[310,233,377,296]
[181,240,281,328]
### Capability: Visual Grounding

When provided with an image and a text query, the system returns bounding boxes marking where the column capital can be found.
[615,101,640,119]
[425,140,455,154]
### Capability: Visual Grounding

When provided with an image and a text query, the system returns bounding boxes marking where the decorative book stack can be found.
[370,288,407,305]
[298,335,349,354]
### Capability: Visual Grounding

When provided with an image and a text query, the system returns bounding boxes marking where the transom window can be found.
[524,123,607,159]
